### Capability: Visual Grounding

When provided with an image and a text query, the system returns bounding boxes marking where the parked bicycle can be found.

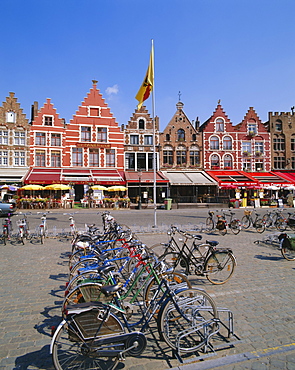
[278,233,295,261]
[2,213,13,245]
[150,225,236,284]
[222,210,242,235]
[262,209,288,231]
[241,210,265,233]
[16,213,31,244]
[38,212,49,244]
[206,210,227,235]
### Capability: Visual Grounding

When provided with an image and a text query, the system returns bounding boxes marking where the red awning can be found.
[206,171,258,187]
[24,168,125,185]
[125,171,169,184]
[249,171,292,187]
[274,172,295,184]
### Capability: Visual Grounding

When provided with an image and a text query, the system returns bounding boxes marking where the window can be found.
[273,155,285,169]
[273,136,285,151]
[210,136,219,150]
[242,159,251,171]
[14,151,25,166]
[137,153,146,170]
[14,131,26,145]
[176,149,186,165]
[148,153,156,170]
[97,127,107,142]
[138,119,145,130]
[6,111,16,123]
[291,136,295,151]
[190,149,200,166]
[89,149,99,166]
[81,126,91,142]
[163,149,173,165]
[248,120,257,135]
[106,149,115,167]
[223,136,232,150]
[224,154,232,168]
[165,133,170,141]
[144,135,153,145]
[192,133,196,141]
[291,157,295,169]
[0,130,8,145]
[72,148,83,166]
[89,107,100,117]
[211,154,220,168]
[51,133,61,146]
[130,135,139,145]
[0,151,8,165]
[254,141,264,155]
[51,151,61,167]
[36,132,46,146]
[216,118,224,132]
[255,160,264,171]
[125,153,135,170]
[242,141,251,155]
[36,150,45,167]
[275,120,282,131]
[44,116,53,126]
[177,129,185,141]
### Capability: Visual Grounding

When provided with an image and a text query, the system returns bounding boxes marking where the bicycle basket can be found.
[279,233,295,251]
[244,210,252,216]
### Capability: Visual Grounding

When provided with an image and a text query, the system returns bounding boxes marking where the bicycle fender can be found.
[50,319,66,354]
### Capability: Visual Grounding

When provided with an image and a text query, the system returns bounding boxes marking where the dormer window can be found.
[6,111,16,123]
[177,129,185,141]
[275,120,282,131]
[138,119,145,130]
[88,106,101,117]
[247,120,257,136]
[215,118,224,132]
[43,115,53,126]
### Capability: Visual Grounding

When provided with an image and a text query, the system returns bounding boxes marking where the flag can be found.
[135,43,154,110]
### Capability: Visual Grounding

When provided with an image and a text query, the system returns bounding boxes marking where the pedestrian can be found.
[287,192,294,207]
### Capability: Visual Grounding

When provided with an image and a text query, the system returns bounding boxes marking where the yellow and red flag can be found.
[135,43,154,110]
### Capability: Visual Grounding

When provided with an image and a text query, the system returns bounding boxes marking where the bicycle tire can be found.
[70,257,100,279]
[66,270,105,294]
[144,271,192,307]
[148,242,171,257]
[275,218,287,232]
[158,251,190,275]
[19,228,24,245]
[254,218,266,233]
[218,223,227,236]
[262,214,272,228]
[229,219,241,235]
[158,287,218,353]
[69,249,93,269]
[205,251,236,284]
[52,311,124,370]
[281,240,295,261]
[205,217,214,231]
[3,227,8,245]
[241,215,251,229]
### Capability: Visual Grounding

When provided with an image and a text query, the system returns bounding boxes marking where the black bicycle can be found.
[241,210,265,233]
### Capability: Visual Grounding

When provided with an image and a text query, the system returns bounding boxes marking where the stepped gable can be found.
[235,107,266,132]
[0,92,29,128]
[199,102,233,131]
[32,98,64,127]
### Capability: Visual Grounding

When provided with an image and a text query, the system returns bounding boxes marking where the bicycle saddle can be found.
[206,240,219,247]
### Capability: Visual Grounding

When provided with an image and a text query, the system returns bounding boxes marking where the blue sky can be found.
[1,0,295,130]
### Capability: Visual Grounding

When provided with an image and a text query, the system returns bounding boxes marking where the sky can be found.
[1,0,295,130]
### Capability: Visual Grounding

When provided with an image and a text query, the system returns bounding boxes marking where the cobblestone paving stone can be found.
[0,208,295,369]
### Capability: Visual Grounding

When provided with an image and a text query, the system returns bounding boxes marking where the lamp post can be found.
[138,171,142,210]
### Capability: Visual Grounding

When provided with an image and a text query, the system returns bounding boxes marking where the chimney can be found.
[195,117,200,130]
[30,101,38,124]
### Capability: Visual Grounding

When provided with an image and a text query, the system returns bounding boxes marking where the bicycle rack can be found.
[172,306,242,364]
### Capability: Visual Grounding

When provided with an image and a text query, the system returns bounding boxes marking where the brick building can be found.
[0,92,30,185]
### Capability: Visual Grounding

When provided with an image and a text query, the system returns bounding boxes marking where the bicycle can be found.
[278,233,295,261]
[51,276,218,369]
[241,210,265,233]
[206,210,227,235]
[222,210,242,235]
[2,213,13,245]
[151,226,236,284]
[16,213,31,244]
[38,212,49,244]
[262,209,287,231]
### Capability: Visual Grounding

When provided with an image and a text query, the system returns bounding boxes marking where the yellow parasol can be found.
[91,185,108,191]
[20,184,45,190]
[44,184,71,190]
[107,186,128,192]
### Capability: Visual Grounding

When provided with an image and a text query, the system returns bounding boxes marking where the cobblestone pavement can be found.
[1,208,295,369]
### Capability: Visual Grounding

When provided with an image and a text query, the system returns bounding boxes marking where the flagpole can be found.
[151,39,157,227]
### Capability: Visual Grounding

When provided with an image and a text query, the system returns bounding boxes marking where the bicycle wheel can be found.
[241,215,250,229]
[148,243,171,257]
[66,270,105,294]
[205,251,236,284]
[281,240,295,261]
[39,227,44,244]
[144,271,192,307]
[158,287,218,353]
[62,283,106,314]
[254,218,265,233]
[52,311,124,370]
[3,227,8,245]
[275,218,287,232]
[262,214,272,228]
[69,249,93,270]
[158,251,190,275]
[19,228,24,245]
[205,217,214,231]
[229,219,241,235]
[70,258,100,279]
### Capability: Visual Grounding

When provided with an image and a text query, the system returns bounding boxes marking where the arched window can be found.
[215,118,224,132]
[275,119,282,131]
[291,134,295,151]
[166,133,170,141]
[273,134,285,151]
[211,154,220,168]
[224,154,232,168]
[210,136,219,150]
[138,119,145,130]
[177,129,185,141]
[223,136,232,150]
